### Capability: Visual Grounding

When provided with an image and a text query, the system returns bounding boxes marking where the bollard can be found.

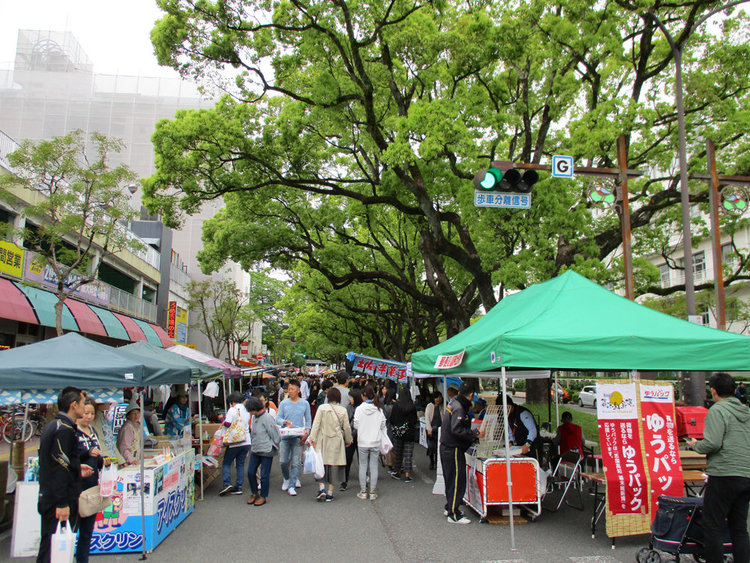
[11,441,25,480]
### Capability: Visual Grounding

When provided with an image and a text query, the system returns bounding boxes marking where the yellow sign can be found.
[0,240,24,278]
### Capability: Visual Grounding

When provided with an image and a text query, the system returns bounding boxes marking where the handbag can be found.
[223,406,248,445]
[50,520,75,563]
[303,445,317,475]
[79,485,112,518]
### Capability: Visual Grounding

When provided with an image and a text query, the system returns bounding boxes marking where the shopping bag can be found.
[98,463,117,498]
[303,445,317,475]
[208,427,226,458]
[223,407,248,444]
[313,447,325,480]
[379,429,393,455]
[79,485,112,517]
[50,520,75,563]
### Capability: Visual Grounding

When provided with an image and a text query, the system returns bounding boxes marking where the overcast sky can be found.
[1,0,178,78]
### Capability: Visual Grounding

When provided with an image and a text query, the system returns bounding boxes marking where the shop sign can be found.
[24,251,110,305]
[167,302,177,338]
[351,354,408,381]
[0,240,25,278]
[167,301,188,343]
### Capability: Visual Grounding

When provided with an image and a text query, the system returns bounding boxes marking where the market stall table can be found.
[582,469,707,542]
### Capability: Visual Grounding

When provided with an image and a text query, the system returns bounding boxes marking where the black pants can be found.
[37,504,78,563]
[344,439,357,483]
[440,444,467,519]
[702,475,750,563]
[76,513,96,563]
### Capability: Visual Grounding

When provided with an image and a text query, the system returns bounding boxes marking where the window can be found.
[693,251,706,282]
[700,310,711,326]
[659,263,671,288]
[722,243,736,267]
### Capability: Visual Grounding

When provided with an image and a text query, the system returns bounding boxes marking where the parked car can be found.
[578,385,597,408]
[550,383,570,403]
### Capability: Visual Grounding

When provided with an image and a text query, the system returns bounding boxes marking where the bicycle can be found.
[0,409,36,443]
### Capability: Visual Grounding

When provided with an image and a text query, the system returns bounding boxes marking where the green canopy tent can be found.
[121,341,223,501]
[411,270,750,374]
[410,270,750,548]
[0,332,192,388]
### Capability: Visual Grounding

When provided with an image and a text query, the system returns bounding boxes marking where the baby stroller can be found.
[636,495,733,562]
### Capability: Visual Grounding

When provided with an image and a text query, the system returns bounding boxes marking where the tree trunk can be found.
[525,379,547,404]
[54,297,65,337]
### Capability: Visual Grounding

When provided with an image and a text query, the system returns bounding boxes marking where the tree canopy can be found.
[145,0,750,356]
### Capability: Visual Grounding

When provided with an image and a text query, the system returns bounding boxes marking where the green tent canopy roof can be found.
[411,271,750,374]
[121,341,223,380]
[0,333,192,389]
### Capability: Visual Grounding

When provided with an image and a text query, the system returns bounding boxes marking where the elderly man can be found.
[687,372,750,563]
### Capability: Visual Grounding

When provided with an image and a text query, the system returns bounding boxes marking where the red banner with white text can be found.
[640,383,683,511]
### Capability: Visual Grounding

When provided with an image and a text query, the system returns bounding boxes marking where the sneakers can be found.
[295,480,302,488]
[281,479,290,491]
[447,515,471,525]
[316,490,327,502]
[339,482,348,491]
[288,487,297,496]
[443,510,449,516]
[404,476,413,483]
[219,485,235,496]
[368,491,378,501]
[357,490,368,500]
[325,493,334,502]
[389,471,401,480]
[230,488,244,495]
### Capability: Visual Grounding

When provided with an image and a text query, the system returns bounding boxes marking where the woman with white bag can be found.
[76,398,111,563]
[353,385,386,501]
[308,387,352,502]
[219,392,251,496]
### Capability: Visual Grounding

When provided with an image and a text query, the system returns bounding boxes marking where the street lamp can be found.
[645,1,749,318]
[645,1,749,406]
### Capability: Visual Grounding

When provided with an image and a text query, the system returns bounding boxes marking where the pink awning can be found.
[64,298,107,337]
[0,277,38,324]
[149,323,174,348]
[112,312,147,341]
[165,345,241,377]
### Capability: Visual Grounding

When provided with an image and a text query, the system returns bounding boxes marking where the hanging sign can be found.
[433,350,465,370]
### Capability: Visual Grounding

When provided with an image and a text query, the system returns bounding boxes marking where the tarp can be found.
[411,270,750,374]
[165,345,241,377]
[0,333,192,389]
[121,341,223,380]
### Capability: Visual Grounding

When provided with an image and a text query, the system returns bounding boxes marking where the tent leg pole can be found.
[139,388,147,561]
[198,381,204,501]
[222,378,228,414]
[502,367,516,551]
[555,371,559,429]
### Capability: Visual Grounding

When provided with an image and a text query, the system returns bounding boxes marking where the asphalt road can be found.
[3,446,682,563]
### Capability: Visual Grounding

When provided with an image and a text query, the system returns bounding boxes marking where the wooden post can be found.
[617,135,635,300]
[707,140,726,330]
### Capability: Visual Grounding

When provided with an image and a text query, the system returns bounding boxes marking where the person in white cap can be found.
[116,403,141,466]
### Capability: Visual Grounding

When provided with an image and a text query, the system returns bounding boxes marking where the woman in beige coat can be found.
[309,387,352,502]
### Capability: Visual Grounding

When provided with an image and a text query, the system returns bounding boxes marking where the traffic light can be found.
[473,161,539,194]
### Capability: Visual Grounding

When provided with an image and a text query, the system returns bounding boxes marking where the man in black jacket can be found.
[36,386,93,563]
[440,383,483,524]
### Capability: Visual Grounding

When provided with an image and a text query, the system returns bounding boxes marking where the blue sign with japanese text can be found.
[474,191,531,209]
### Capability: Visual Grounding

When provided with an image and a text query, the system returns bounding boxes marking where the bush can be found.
[513,379,526,391]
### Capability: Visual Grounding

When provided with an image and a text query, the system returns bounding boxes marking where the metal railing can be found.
[107,284,157,322]
[0,130,19,170]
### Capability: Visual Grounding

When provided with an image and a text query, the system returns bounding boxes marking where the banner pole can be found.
[502,367,516,551]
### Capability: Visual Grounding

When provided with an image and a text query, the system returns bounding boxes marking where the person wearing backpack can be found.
[219,392,251,496]
[308,387,352,502]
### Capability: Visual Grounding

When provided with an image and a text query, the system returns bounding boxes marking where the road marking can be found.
[569,557,624,562]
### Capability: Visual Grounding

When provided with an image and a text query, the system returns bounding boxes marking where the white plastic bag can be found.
[379,429,393,455]
[313,447,325,480]
[98,463,117,498]
[303,445,317,475]
[50,520,75,563]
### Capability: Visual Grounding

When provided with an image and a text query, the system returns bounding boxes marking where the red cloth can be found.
[558,422,583,454]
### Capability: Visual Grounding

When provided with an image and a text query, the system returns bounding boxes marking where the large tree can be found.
[145,0,750,352]
[1,131,138,335]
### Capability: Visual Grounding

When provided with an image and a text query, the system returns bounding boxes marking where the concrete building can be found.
[0,30,262,356]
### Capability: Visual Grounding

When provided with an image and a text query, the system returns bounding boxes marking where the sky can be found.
[1,0,179,78]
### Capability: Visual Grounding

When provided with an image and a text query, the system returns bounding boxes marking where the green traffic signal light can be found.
[479,168,503,189]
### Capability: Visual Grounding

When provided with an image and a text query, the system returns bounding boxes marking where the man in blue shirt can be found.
[276,379,312,496]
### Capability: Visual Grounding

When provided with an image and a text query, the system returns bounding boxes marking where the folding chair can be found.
[543,449,585,512]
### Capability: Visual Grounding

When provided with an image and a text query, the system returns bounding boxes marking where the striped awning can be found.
[112,312,147,342]
[64,297,107,337]
[89,305,130,341]
[13,282,78,331]
[132,318,163,347]
[148,323,174,347]
[0,278,37,324]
